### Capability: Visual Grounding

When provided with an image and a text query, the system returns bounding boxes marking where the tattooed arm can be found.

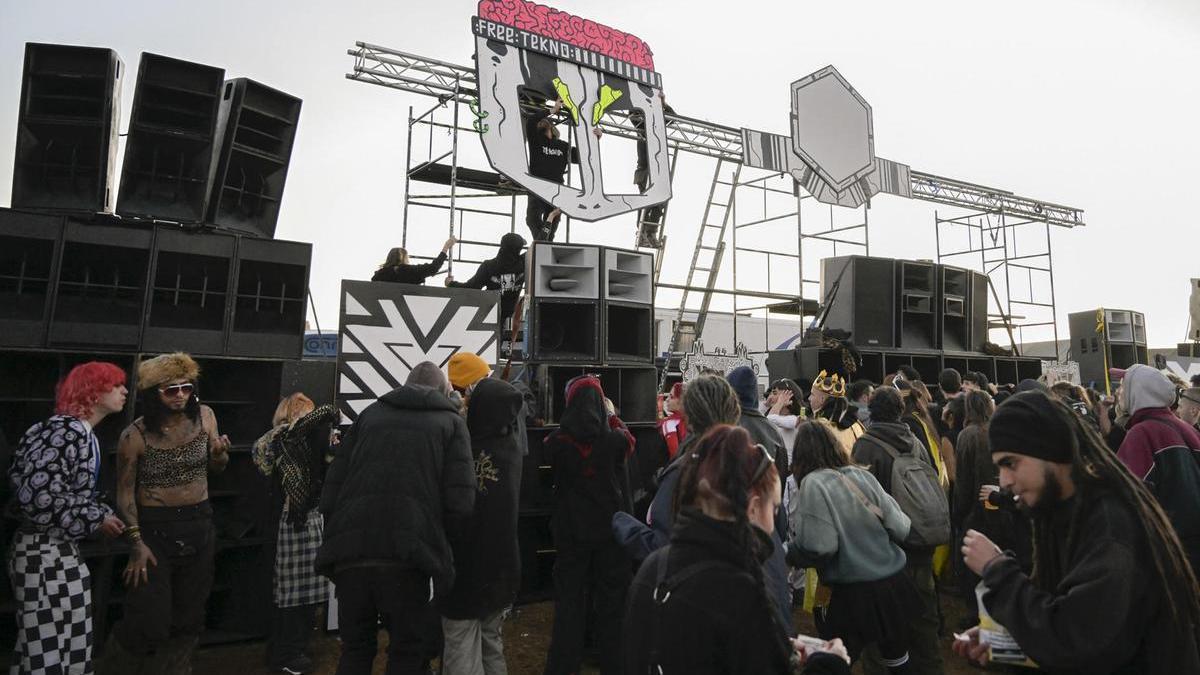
[117,424,157,587]
[203,405,230,473]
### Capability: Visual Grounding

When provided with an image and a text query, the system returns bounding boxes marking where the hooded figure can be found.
[1116,364,1200,570]
[438,378,527,675]
[448,232,527,326]
[543,376,634,675]
[440,378,526,619]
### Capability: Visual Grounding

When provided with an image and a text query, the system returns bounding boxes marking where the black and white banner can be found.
[336,281,500,423]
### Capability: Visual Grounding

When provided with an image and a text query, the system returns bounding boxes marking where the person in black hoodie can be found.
[446,232,527,335]
[317,362,475,675]
[850,386,945,675]
[372,237,457,284]
[439,377,526,675]
[955,390,1200,673]
[543,375,635,675]
[623,424,851,675]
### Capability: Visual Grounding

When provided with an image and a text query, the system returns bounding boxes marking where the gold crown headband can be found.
[813,370,846,398]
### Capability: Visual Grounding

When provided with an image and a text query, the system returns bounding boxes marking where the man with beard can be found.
[956,390,1200,673]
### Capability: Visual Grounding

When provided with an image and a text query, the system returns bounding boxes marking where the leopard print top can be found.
[136,425,209,489]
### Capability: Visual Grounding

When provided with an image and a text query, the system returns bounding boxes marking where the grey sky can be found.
[3,0,1198,349]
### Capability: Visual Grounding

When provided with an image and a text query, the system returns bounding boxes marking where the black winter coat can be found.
[447,232,526,323]
[623,509,794,675]
[546,385,633,547]
[982,492,1200,674]
[316,385,475,592]
[439,378,526,620]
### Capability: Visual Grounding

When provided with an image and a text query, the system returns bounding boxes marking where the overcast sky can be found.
[3,0,1198,350]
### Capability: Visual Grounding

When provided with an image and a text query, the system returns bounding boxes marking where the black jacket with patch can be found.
[371,251,447,285]
[439,378,526,620]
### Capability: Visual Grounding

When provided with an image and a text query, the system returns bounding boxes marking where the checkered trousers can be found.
[275,507,328,608]
[6,532,93,675]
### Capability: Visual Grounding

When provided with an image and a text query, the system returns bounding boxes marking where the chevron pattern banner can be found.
[336,280,500,422]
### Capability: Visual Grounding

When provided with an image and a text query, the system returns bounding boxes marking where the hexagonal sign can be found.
[789,66,875,193]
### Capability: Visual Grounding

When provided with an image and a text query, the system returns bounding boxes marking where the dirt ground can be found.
[193,588,986,674]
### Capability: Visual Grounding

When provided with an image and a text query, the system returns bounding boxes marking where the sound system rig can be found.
[768,254,1044,388]
[0,42,310,658]
[517,241,661,600]
[1069,309,1148,388]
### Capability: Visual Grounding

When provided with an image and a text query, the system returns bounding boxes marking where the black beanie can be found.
[988,390,1074,463]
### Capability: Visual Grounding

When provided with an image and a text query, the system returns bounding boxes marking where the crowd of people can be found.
[6,344,1200,674]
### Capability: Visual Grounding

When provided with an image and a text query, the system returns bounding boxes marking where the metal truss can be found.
[912,171,1083,229]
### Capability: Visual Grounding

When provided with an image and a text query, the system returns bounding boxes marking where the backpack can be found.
[859,433,951,547]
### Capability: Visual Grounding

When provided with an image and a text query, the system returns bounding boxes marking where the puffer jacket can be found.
[317,384,474,592]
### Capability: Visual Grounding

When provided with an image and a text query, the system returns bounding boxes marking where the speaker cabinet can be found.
[530,300,599,362]
[12,43,123,214]
[142,227,236,355]
[207,79,302,238]
[820,255,895,348]
[227,238,311,358]
[535,365,658,424]
[48,219,152,348]
[0,209,63,347]
[897,260,936,349]
[940,265,969,352]
[603,247,654,364]
[970,271,989,350]
[531,243,600,300]
[1070,308,1148,388]
[117,53,225,222]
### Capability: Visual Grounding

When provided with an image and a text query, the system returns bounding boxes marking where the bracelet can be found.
[125,526,142,543]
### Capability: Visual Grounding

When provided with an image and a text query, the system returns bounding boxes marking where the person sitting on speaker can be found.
[8,362,128,675]
[446,232,527,344]
[372,236,457,285]
[523,97,581,242]
[103,352,231,674]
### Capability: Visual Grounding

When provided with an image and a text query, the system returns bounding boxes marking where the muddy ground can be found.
[193,588,988,674]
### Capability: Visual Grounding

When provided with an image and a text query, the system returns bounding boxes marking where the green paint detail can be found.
[469,98,489,134]
[592,85,623,125]
[551,77,579,124]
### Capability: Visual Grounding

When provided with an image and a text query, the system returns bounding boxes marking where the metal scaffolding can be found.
[347,41,1084,362]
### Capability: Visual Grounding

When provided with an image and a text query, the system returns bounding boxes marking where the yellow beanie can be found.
[448,352,490,391]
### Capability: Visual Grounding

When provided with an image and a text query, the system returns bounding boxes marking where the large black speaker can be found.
[0,209,63,347]
[1069,309,1148,388]
[820,255,895,348]
[603,247,654,364]
[207,79,302,238]
[534,364,658,424]
[940,265,970,352]
[117,53,225,222]
[897,260,937,349]
[12,43,123,214]
[529,243,601,362]
[142,227,236,355]
[48,219,152,348]
[227,237,311,358]
[970,271,989,350]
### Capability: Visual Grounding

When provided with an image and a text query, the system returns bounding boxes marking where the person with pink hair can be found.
[7,361,129,673]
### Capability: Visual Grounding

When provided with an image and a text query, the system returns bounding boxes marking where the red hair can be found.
[55,361,126,418]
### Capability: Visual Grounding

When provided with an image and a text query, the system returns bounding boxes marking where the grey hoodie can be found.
[1119,364,1177,416]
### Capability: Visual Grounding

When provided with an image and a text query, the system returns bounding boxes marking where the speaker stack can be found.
[3,42,308,360]
[768,255,1042,388]
[1069,309,1148,388]
[525,242,657,425]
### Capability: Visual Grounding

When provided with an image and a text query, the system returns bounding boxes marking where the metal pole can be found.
[447,86,460,277]
[402,105,415,247]
[731,166,738,348]
[1044,220,1061,360]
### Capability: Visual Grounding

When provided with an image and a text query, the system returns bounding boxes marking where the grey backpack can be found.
[859,434,951,547]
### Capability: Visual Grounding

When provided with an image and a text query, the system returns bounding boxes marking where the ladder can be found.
[661,158,741,387]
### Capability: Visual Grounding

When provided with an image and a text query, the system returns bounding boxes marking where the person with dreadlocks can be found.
[624,425,852,675]
[543,375,635,675]
[808,371,865,455]
[954,390,1200,673]
[253,392,338,674]
[786,419,919,673]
